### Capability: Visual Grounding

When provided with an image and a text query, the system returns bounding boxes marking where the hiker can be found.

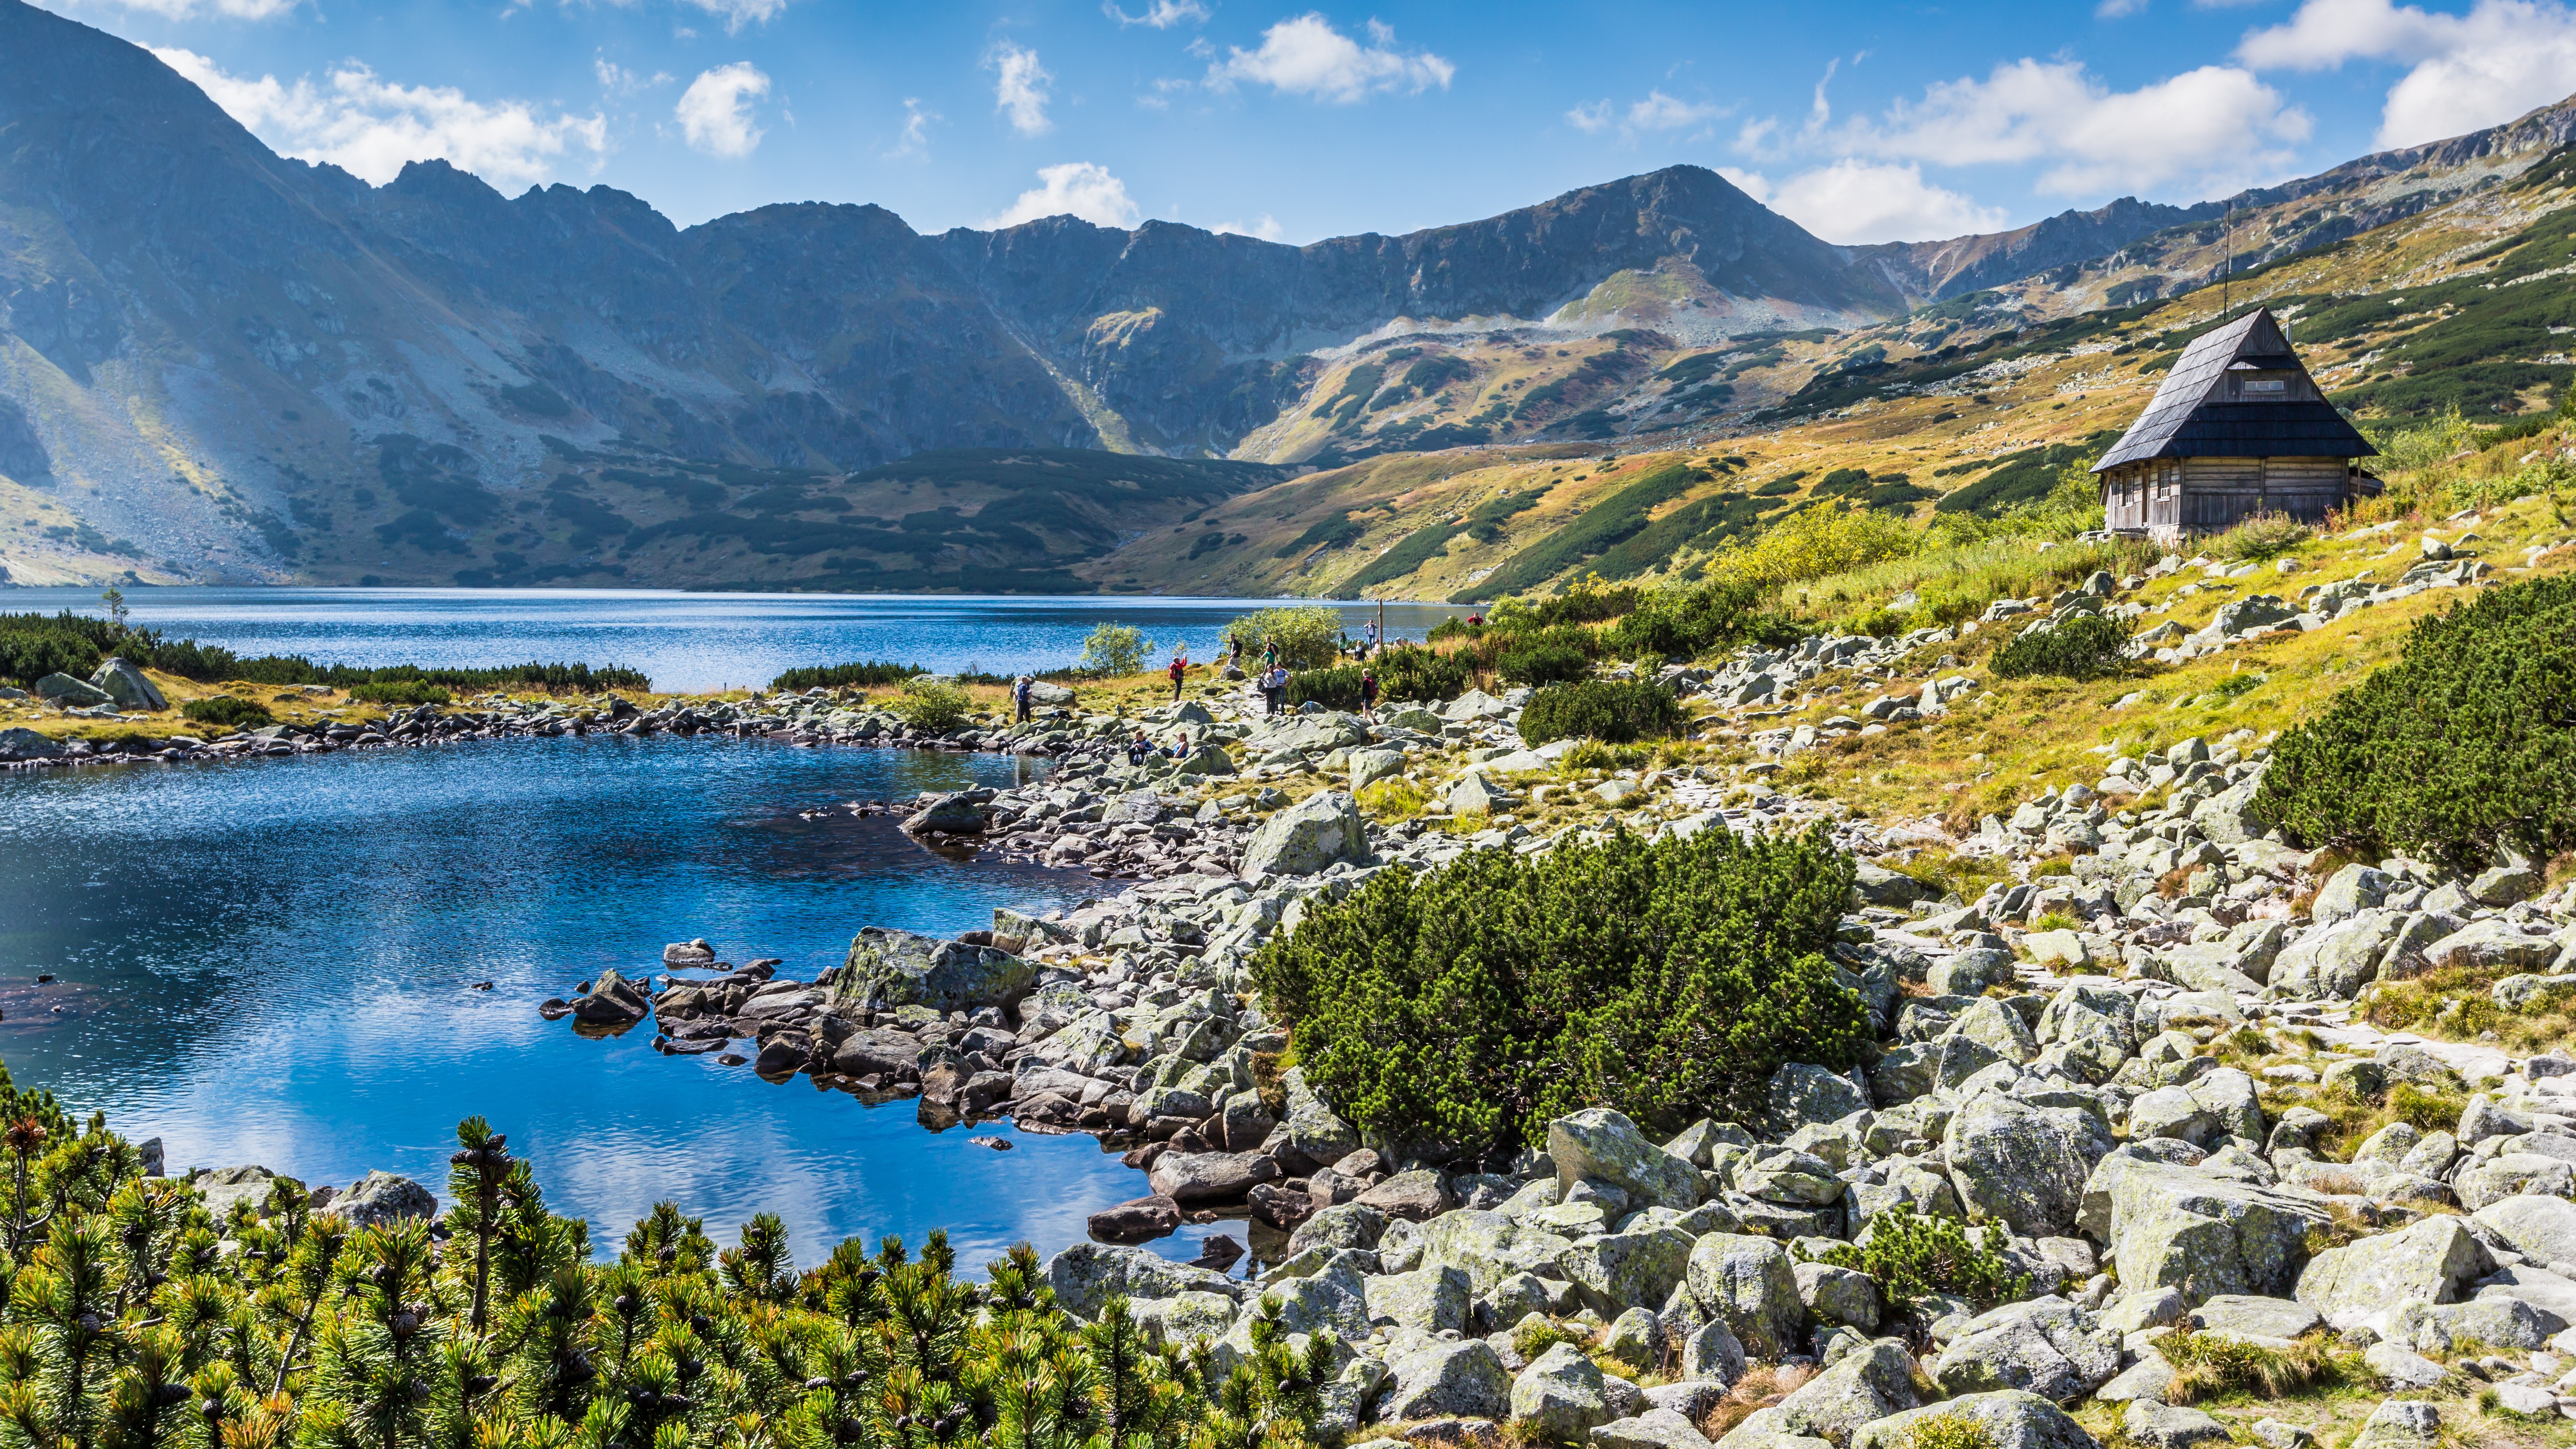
[1261,637,1279,672]
[1358,667,1379,721]
[1167,648,1188,702]
[1263,663,1289,715]
[1127,729,1153,766]
[1165,730,1191,760]
[1226,632,1243,670]
[1012,674,1033,723]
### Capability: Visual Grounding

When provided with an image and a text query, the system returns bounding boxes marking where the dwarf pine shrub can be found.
[1251,824,1867,1155]
[180,695,273,729]
[2253,574,2576,870]
[1802,1205,2028,1311]
[1987,612,2130,680]
[1517,680,1690,745]
[0,1060,1328,1449]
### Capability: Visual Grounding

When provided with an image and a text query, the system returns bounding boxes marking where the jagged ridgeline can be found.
[0,1063,1336,1449]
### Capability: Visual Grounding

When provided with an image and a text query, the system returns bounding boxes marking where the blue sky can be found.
[36,0,2576,245]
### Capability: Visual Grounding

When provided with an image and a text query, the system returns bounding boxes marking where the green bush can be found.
[1078,621,1151,676]
[180,695,274,729]
[1227,605,1343,669]
[0,1060,1330,1449]
[1493,625,1600,686]
[1988,612,2131,680]
[349,679,452,706]
[1251,825,1868,1155]
[1598,579,1803,659]
[889,676,973,733]
[1288,645,1475,709]
[0,629,100,687]
[1517,680,1689,745]
[2254,575,2576,870]
[769,660,924,691]
[1899,1412,1999,1449]
[1804,1205,2029,1311]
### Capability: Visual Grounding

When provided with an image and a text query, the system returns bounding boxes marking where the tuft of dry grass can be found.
[1697,1365,1815,1442]
[2158,1330,2341,1404]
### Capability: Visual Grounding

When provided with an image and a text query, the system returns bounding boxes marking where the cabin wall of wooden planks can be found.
[2099,455,2355,540]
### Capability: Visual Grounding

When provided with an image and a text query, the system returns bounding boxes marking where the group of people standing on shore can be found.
[1008,621,1390,734]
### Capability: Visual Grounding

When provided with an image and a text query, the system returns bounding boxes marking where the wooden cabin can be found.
[2091,307,2378,541]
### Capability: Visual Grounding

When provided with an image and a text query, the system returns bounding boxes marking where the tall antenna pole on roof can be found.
[2222,199,2233,324]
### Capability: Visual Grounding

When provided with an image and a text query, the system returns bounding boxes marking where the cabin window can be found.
[2241,379,2286,395]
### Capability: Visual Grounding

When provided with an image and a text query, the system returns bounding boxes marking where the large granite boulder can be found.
[1684,1233,1804,1362]
[571,967,651,1027]
[1512,1343,1612,1440]
[0,728,65,761]
[1148,1152,1280,1206]
[1767,1063,1871,1136]
[1241,790,1367,878]
[834,928,1033,1014]
[330,1170,437,1228]
[1749,1339,1920,1443]
[1932,1299,2121,1404]
[34,673,110,706]
[89,658,165,711]
[1364,1264,1470,1333]
[2471,1193,2576,1265]
[2080,1150,2330,1305]
[2295,1216,2493,1328]
[1280,1069,1360,1167]
[901,791,987,834]
[1046,1243,1240,1319]
[1946,1094,2116,1239]
[1852,1391,2099,1449]
[1562,1226,1695,1317]
[1378,1338,1509,1420]
[1419,1210,1576,1298]
[1551,1109,1702,1210]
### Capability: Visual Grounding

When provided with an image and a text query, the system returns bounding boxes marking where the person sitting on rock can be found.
[1127,730,1153,766]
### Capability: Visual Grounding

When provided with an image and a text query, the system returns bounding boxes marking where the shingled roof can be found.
[2093,306,2374,472]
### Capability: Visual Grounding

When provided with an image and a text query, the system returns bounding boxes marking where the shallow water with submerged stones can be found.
[0,727,1243,1267]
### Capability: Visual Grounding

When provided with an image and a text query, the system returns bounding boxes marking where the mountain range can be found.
[1,0,2571,591]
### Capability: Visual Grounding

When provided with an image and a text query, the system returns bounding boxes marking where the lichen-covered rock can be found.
[1765,1339,1919,1442]
[1563,1226,1696,1317]
[2081,1152,2331,1305]
[1591,1408,1719,1449]
[330,1171,436,1228]
[1379,1338,1510,1421]
[2294,1216,2493,1328]
[89,658,165,711]
[1045,1242,1239,1319]
[2347,1399,2441,1449]
[1767,1063,1870,1136]
[2123,1399,2231,1449]
[2470,1193,2576,1265]
[1365,1264,1470,1334]
[1420,1210,1576,1298]
[1280,1068,1360,1167]
[1551,1109,1703,1210]
[1683,1233,1804,1363]
[2455,1153,2576,1210]
[834,928,1033,1013]
[1513,1343,1612,1441]
[1678,1319,1746,1387]
[1852,1392,2098,1449]
[1241,789,1366,878]
[1129,1292,1239,1347]
[1931,1299,2120,1404]
[1945,1095,2117,1239]
[1794,1261,1881,1333]
[1288,1201,1388,1257]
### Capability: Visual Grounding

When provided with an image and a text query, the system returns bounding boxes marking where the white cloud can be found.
[1104,0,1210,26]
[675,0,788,31]
[675,61,769,158]
[593,56,671,95]
[1208,13,1453,103]
[986,162,1143,229]
[153,46,608,189]
[69,0,297,18]
[1728,160,2009,245]
[1569,89,1727,139]
[1212,214,1285,241]
[2097,0,2150,14]
[1844,58,2310,196]
[991,42,1055,135]
[2238,0,2576,148]
[885,97,937,160]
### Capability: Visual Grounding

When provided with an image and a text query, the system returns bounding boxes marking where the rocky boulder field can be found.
[497,630,2576,1448]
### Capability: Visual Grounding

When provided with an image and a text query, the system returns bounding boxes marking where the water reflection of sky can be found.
[0,734,1209,1269]
[7,587,1475,694]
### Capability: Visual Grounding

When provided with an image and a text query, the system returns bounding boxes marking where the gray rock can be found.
[1148,1151,1279,1206]
[1767,1062,1871,1136]
[1380,1338,1510,1421]
[1589,1409,1716,1449]
[2457,1152,2576,1209]
[0,727,64,761]
[2081,1152,2331,1304]
[1793,1261,1881,1333]
[2123,1399,2230,1449]
[331,1170,436,1228]
[1045,1242,1239,1319]
[1421,1210,1577,1297]
[2310,865,2390,925]
[1678,1319,1746,1387]
[1684,1233,1804,1362]
[1241,790,1366,878]
[2360,1341,2446,1390]
[1358,1169,1454,1221]
[1564,1226,1696,1318]
[2386,1294,2554,1352]
[2295,1216,2493,1327]
[902,791,987,834]
[2347,1399,2440,1449]
[34,673,111,706]
[1281,1068,1360,1166]
[2470,864,2542,906]
[1289,1201,1389,1256]
[1931,1298,2120,1404]
[1347,748,1406,792]
[1552,1109,1702,1210]
[2470,1192,2576,1265]
[1767,1338,1919,1442]
[834,928,1033,1013]
[1513,1342,1612,1441]
[1850,1391,2100,1449]
[1945,1094,2117,1239]
[571,967,651,1027]
[1601,1306,1666,1371]
[1367,1265,1471,1333]
[189,1165,278,1220]
[88,659,165,711]
[2190,1295,2319,1339]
